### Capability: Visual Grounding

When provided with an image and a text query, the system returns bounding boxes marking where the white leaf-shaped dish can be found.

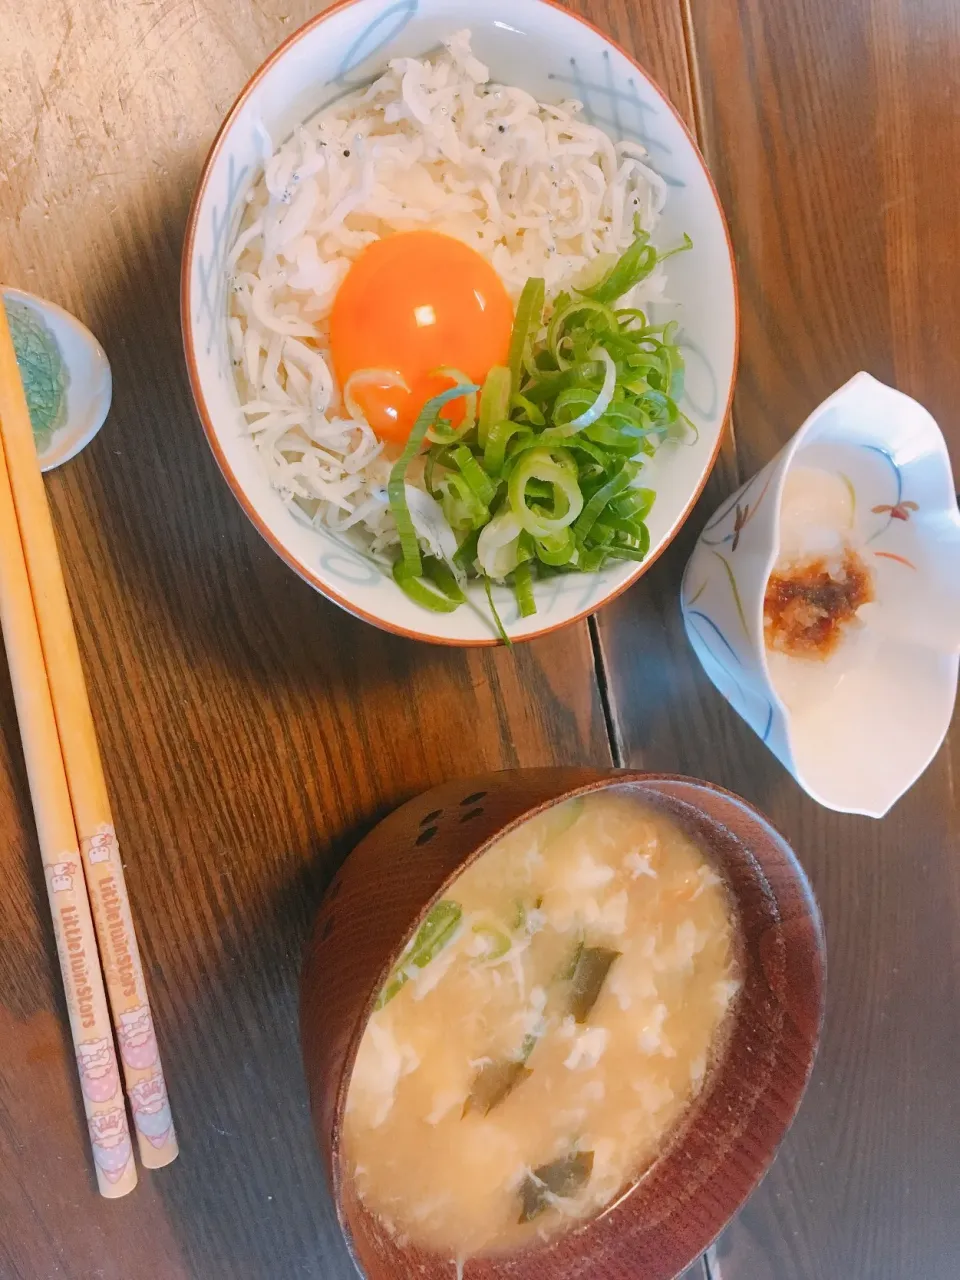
[683,372,960,817]
[3,288,112,473]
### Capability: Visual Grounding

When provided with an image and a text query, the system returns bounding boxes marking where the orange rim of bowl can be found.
[181,0,740,646]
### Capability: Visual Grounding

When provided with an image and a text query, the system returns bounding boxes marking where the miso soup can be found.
[344,791,741,1262]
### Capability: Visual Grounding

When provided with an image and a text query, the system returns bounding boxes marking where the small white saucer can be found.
[3,288,112,473]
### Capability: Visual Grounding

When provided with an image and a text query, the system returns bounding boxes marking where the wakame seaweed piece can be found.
[569,945,621,1022]
[519,1033,539,1062]
[463,1058,532,1117]
[376,900,463,1009]
[560,939,584,982]
[518,1151,596,1223]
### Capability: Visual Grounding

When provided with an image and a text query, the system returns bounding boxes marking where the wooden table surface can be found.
[1,0,957,1277]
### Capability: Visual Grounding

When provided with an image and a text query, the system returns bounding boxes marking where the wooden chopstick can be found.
[0,340,137,1197]
[0,299,177,1174]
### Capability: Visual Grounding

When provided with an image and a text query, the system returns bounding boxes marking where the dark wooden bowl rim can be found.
[300,770,826,1280]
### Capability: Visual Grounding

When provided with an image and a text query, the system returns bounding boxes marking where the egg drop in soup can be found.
[343,791,741,1262]
[329,231,514,442]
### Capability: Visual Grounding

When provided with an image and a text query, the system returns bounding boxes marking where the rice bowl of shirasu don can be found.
[182,0,738,644]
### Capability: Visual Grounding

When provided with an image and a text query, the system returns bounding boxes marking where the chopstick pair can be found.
[0,300,177,1196]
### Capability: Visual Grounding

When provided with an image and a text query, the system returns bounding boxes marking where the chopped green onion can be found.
[343,368,409,422]
[508,277,544,393]
[423,447,442,498]
[377,900,462,1008]
[582,422,646,451]
[453,526,482,569]
[615,307,648,326]
[534,528,577,566]
[483,575,511,645]
[477,507,524,578]
[582,230,692,306]
[484,418,532,475]
[401,227,692,625]
[522,361,601,405]
[510,391,546,426]
[451,444,496,506]
[578,231,658,304]
[659,232,694,262]
[425,366,478,443]
[472,923,512,961]
[393,556,466,612]
[513,559,537,616]
[573,461,641,542]
[553,347,616,433]
[552,386,597,427]
[508,448,584,538]
[388,383,479,578]
[603,539,650,563]
[478,365,512,448]
[547,298,619,368]
[440,471,489,531]
[611,487,656,521]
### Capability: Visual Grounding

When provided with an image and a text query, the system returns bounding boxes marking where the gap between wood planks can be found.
[678,0,743,489]
[588,0,745,782]
[588,8,744,1274]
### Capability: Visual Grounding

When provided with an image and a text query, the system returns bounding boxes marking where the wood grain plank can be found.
[0,2,615,1276]
[602,0,960,1277]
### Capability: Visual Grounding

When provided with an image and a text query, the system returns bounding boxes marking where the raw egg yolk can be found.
[329,231,514,443]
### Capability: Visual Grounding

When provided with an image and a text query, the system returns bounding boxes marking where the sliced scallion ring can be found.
[551,348,617,434]
[425,366,478,444]
[476,508,524,579]
[388,383,480,578]
[547,298,618,369]
[343,368,409,423]
[484,419,532,475]
[508,447,584,538]
[534,527,577,566]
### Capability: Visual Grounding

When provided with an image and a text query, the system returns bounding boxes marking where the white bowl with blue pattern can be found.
[182,0,738,644]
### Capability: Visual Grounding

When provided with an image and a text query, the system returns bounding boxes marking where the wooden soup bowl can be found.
[300,769,826,1279]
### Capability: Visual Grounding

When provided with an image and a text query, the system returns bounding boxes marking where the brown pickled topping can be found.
[764,547,874,659]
